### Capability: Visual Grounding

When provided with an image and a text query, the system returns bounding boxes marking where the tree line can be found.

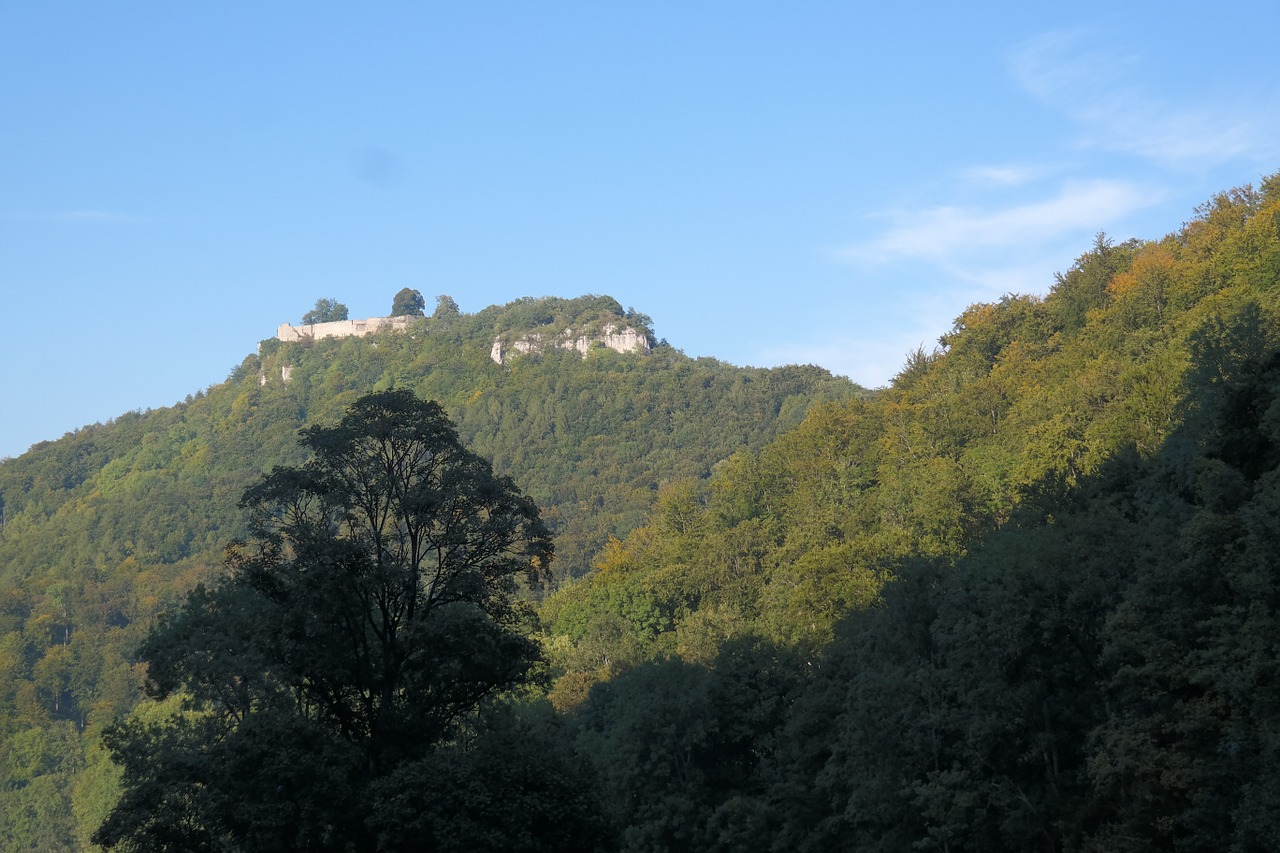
[2,173,1279,849]
[0,293,856,848]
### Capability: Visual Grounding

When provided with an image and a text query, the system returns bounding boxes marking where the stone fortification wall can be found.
[271,313,648,366]
[490,324,650,364]
[263,315,417,386]
[276,315,416,343]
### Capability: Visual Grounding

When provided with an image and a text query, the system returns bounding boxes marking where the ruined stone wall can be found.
[263,316,418,385]
[270,313,648,369]
[275,315,416,343]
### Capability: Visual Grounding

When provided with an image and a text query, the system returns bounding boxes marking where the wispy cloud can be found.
[843,179,1157,264]
[946,260,1072,298]
[53,210,142,223]
[1010,31,1279,171]
[1,209,143,224]
[1008,31,1133,104]
[821,26,1276,387]
[960,164,1046,189]
[759,337,918,389]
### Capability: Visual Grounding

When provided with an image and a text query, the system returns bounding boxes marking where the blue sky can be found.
[3,2,1279,459]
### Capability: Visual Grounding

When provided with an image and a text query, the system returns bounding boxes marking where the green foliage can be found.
[301,298,349,324]
[570,637,807,852]
[1046,232,1140,334]
[552,342,1280,852]
[0,294,852,847]
[542,175,1280,701]
[95,391,553,851]
[390,287,426,317]
[367,702,609,851]
[0,721,84,850]
[432,294,460,321]
[254,297,858,575]
[538,174,1280,851]
[7,170,1280,848]
[490,294,657,348]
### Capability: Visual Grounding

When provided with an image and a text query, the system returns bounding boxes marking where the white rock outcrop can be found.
[490,325,650,364]
[258,363,295,386]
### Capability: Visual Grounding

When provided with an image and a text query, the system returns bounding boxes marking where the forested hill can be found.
[544,179,1280,680]
[0,293,860,848]
[539,176,1280,849]
[4,171,1280,850]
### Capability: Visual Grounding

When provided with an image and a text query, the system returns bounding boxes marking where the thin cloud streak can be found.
[1079,103,1269,171]
[0,210,143,224]
[1008,30,1133,104]
[54,210,142,223]
[842,180,1156,264]
[760,337,921,389]
[960,164,1047,188]
[1010,32,1280,171]
[947,260,1072,299]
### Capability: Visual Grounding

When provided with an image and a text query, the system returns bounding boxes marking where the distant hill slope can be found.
[0,292,861,849]
[543,176,1280,699]
[539,177,1280,851]
[1,294,858,580]
[13,169,1279,849]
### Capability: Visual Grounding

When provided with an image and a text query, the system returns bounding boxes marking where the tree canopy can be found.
[302,298,350,324]
[533,173,1280,850]
[94,390,553,851]
[0,291,855,850]
[432,294,460,320]
[6,173,1280,849]
[390,288,426,317]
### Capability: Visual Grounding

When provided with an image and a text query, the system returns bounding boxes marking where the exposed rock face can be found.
[490,324,650,364]
[275,315,416,343]
[261,316,416,385]
[258,364,295,386]
[269,312,648,367]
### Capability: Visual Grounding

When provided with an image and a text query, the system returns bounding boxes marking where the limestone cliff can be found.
[490,324,651,364]
[264,298,652,372]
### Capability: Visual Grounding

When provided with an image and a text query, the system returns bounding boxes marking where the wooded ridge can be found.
[3,174,1280,849]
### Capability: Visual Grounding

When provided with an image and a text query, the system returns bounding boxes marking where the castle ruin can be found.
[269,313,650,365]
[275,315,417,343]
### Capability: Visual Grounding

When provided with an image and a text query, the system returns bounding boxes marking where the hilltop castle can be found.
[275,315,417,343]
[271,313,651,364]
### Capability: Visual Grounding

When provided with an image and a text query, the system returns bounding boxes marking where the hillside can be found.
[545,180,1280,681]
[4,171,1280,849]
[538,175,1280,849]
[0,293,860,848]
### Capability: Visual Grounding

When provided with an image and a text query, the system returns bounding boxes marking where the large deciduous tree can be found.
[301,297,350,324]
[95,390,553,852]
[432,294,461,321]
[390,288,426,317]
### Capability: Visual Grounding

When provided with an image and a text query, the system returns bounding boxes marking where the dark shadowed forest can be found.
[3,175,1280,850]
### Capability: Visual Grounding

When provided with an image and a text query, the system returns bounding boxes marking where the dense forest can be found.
[2,173,1280,850]
[534,177,1280,850]
[0,294,858,848]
